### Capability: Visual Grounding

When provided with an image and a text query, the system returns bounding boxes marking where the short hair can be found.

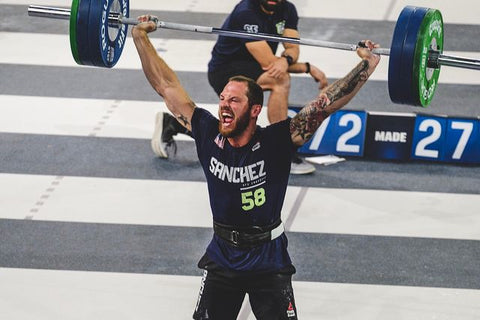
[228,75,263,107]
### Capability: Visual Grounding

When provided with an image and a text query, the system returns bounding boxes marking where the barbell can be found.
[28,0,480,107]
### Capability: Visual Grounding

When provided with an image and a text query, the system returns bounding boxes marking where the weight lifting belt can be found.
[213,219,284,248]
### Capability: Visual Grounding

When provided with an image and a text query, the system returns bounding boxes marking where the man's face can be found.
[260,0,283,13]
[218,81,252,138]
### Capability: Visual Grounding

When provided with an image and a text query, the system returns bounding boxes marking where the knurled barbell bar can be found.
[28,1,480,107]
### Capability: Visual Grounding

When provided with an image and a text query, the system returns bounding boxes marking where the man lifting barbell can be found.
[132,14,379,319]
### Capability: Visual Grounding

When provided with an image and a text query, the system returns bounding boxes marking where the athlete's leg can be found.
[193,269,246,320]
[248,273,298,320]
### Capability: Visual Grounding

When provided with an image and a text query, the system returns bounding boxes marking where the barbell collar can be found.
[427,50,441,69]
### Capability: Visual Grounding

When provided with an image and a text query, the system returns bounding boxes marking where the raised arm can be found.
[290,40,380,146]
[132,16,195,131]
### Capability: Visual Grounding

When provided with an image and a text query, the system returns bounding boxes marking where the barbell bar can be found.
[28,4,390,54]
[27,4,480,69]
[27,1,480,107]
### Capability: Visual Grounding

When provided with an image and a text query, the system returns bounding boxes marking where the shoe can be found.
[290,155,315,175]
[151,112,178,158]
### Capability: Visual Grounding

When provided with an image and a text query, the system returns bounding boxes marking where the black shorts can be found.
[208,60,264,96]
[193,255,298,320]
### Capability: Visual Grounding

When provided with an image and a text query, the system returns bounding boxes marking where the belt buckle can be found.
[231,230,239,246]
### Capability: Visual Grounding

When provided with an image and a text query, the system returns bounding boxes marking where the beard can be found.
[219,107,251,138]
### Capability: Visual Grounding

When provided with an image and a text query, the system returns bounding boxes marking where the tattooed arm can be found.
[290,40,380,146]
[132,16,195,131]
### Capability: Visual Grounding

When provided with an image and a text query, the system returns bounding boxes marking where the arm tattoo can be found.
[290,60,370,142]
[176,114,190,127]
[325,59,370,103]
[290,95,329,141]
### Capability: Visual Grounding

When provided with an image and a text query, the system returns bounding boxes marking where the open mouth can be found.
[221,110,234,126]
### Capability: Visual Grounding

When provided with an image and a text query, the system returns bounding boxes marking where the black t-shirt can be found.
[191,107,296,272]
[208,0,299,72]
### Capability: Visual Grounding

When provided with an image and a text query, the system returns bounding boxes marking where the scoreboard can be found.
[289,106,480,164]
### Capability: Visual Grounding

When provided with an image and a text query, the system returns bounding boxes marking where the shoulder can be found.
[231,0,262,20]
[283,1,298,17]
[263,118,292,142]
[284,1,296,9]
[192,107,217,125]
[266,118,291,131]
[259,119,296,158]
[232,0,259,15]
[238,0,260,10]
[192,107,219,138]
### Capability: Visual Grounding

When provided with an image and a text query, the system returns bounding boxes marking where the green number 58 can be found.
[241,188,266,211]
